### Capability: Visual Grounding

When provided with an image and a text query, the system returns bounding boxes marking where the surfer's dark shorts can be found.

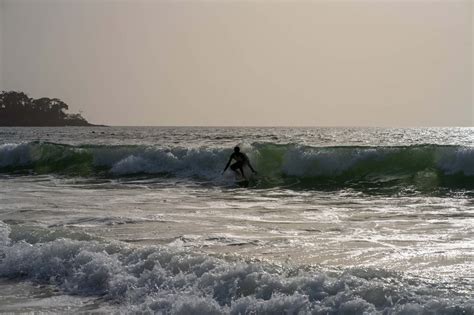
[231,161,244,170]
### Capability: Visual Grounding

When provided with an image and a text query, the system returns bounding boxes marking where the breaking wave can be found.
[0,141,473,191]
[0,221,472,313]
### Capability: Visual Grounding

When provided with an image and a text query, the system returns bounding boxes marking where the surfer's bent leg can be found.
[231,162,244,177]
[239,166,245,178]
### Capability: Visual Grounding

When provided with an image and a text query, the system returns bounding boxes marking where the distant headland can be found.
[0,91,100,127]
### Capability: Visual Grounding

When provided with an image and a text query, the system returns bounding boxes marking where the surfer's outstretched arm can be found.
[222,154,234,174]
[247,161,257,174]
[244,154,257,174]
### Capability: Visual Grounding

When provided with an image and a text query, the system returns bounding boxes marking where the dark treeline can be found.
[0,91,94,126]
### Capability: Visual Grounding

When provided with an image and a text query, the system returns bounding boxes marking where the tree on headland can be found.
[0,91,95,126]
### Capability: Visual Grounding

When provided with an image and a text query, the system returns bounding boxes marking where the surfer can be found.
[222,146,257,179]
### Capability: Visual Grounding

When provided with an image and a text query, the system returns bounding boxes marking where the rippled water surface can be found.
[0,127,472,313]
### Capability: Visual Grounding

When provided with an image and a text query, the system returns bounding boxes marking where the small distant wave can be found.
[0,141,473,192]
[0,221,472,313]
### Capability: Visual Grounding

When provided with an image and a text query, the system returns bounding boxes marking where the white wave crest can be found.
[1,142,474,183]
[282,146,380,177]
[0,143,33,167]
[106,147,228,178]
[437,147,474,176]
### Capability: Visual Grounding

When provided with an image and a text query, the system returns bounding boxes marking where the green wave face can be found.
[0,142,95,176]
[249,144,471,192]
[1,142,473,192]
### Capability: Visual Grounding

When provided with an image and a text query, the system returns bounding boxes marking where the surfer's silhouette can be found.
[222,146,257,179]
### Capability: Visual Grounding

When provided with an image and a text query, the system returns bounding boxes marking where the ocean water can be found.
[0,127,472,314]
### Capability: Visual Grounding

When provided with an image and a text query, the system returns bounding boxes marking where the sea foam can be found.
[0,222,472,314]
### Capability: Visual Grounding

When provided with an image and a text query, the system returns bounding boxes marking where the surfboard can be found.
[234,171,250,187]
[226,164,254,187]
[236,178,250,187]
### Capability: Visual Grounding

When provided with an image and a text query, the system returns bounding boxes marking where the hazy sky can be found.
[1,0,472,126]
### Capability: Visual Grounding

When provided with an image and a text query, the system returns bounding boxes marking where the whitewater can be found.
[0,127,472,314]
